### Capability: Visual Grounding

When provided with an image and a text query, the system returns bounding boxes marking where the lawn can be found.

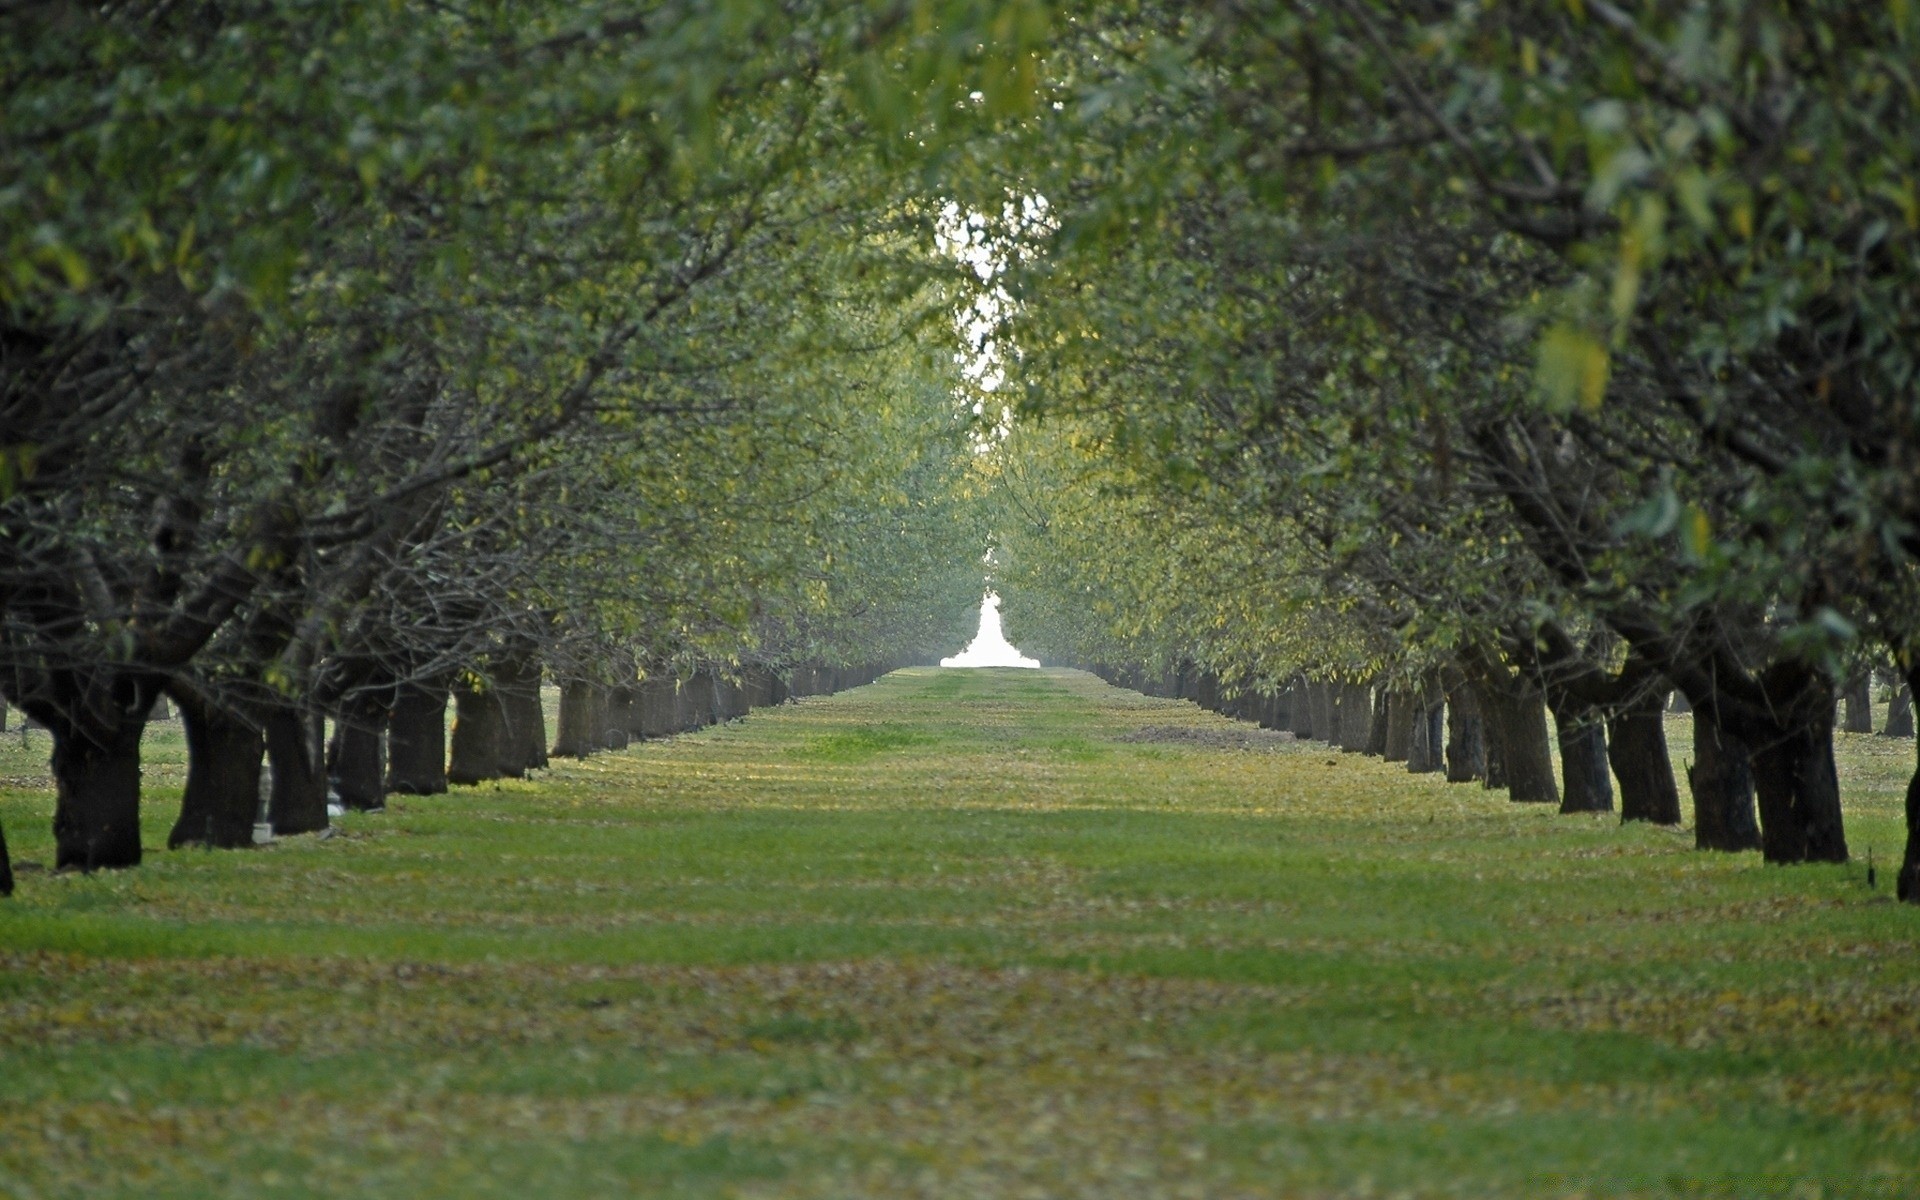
[1,668,1915,1199]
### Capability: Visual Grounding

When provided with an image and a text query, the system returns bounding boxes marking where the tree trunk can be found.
[1289,679,1315,740]
[1444,682,1484,783]
[1338,682,1372,752]
[1882,684,1914,738]
[1555,718,1612,814]
[496,652,547,773]
[1899,666,1920,903]
[1840,669,1874,734]
[1408,701,1444,774]
[330,704,388,811]
[1688,713,1762,852]
[606,687,637,744]
[169,688,265,849]
[1365,684,1391,756]
[1480,676,1557,804]
[448,681,511,785]
[639,677,678,738]
[386,679,449,795]
[1478,682,1508,791]
[553,679,598,758]
[1750,713,1849,864]
[36,677,155,870]
[1383,690,1415,763]
[265,702,328,834]
[1608,695,1680,824]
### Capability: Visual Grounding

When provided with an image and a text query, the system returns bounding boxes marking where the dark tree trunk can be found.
[1750,710,1848,864]
[1555,718,1613,814]
[1480,676,1557,804]
[330,704,388,811]
[0,820,11,896]
[1365,684,1392,756]
[448,681,511,785]
[1479,683,1508,791]
[1883,684,1914,739]
[265,702,328,835]
[1383,691,1415,763]
[1900,666,1920,903]
[1407,701,1445,774]
[1688,713,1762,852]
[1840,669,1874,734]
[487,652,544,773]
[1444,681,1484,783]
[386,679,449,795]
[553,679,598,758]
[1298,680,1323,741]
[639,677,678,738]
[1609,695,1680,824]
[169,688,264,849]
[34,676,155,870]
[1338,682,1372,752]
[608,685,637,746]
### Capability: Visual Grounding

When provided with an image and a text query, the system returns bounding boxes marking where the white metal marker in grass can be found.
[941,592,1039,669]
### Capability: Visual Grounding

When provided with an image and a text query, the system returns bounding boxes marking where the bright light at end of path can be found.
[941,593,1039,668]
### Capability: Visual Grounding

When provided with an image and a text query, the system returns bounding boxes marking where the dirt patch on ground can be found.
[1115,724,1295,750]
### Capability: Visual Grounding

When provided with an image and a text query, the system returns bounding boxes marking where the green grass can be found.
[1,668,1915,1199]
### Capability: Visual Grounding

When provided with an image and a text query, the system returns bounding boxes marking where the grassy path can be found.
[2,668,1916,1198]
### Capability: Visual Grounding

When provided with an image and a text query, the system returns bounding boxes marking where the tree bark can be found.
[1608,694,1680,824]
[1556,716,1613,814]
[1290,675,1320,741]
[497,652,547,773]
[169,687,265,849]
[265,702,328,834]
[608,685,637,747]
[1338,682,1372,752]
[1480,675,1557,804]
[553,678,598,758]
[386,678,449,795]
[1840,669,1874,734]
[33,676,156,870]
[1750,708,1848,864]
[1899,666,1920,903]
[1383,690,1415,763]
[448,680,511,785]
[1365,684,1391,756]
[329,703,388,811]
[1882,684,1914,738]
[1444,681,1484,783]
[1688,713,1762,852]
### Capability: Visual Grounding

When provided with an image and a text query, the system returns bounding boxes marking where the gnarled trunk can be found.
[265,702,328,835]
[1556,717,1613,814]
[552,678,600,759]
[1383,690,1415,763]
[1688,713,1761,852]
[496,652,547,773]
[1840,669,1874,734]
[1338,682,1372,752]
[1609,694,1680,824]
[34,675,156,870]
[1444,681,1484,783]
[1479,676,1557,805]
[329,703,388,812]
[387,679,449,795]
[169,688,264,849]
[1750,711,1848,864]
[1883,684,1914,739]
[448,681,511,785]
[1899,665,1920,903]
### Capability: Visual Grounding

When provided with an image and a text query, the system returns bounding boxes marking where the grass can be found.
[0,667,1915,1199]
